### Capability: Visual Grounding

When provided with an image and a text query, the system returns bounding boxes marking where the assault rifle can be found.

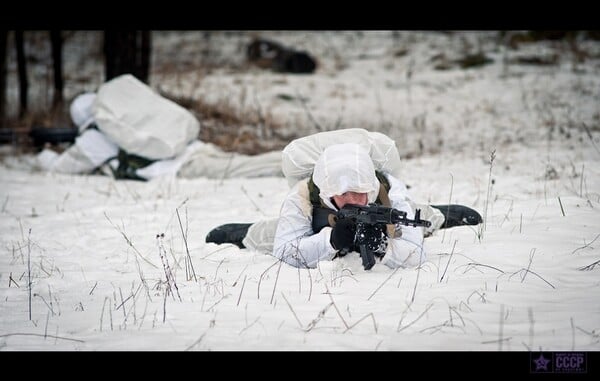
[335,203,431,270]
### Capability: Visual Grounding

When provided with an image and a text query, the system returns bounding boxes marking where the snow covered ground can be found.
[0,31,599,351]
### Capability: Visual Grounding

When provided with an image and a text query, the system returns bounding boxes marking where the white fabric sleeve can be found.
[75,129,119,167]
[379,174,427,269]
[41,129,117,174]
[272,180,337,268]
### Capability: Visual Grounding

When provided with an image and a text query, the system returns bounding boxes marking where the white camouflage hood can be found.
[312,143,380,209]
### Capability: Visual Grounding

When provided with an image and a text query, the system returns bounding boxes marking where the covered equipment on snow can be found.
[93,74,200,160]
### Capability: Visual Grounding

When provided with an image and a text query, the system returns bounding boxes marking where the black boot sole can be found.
[431,204,483,229]
[205,223,252,248]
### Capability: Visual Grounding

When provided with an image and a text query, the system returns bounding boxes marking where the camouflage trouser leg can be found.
[50,144,97,174]
[242,218,280,253]
[409,202,446,236]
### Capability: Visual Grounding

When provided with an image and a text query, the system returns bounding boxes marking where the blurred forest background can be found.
[1,30,598,155]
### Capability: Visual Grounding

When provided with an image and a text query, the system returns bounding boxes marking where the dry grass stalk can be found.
[237,275,247,307]
[257,260,279,300]
[571,233,600,255]
[368,267,399,301]
[176,207,197,282]
[27,228,32,320]
[270,260,283,305]
[104,213,158,268]
[0,332,84,343]
[304,302,334,332]
[558,196,566,216]
[156,234,181,302]
[281,292,304,329]
[397,302,434,333]
[481,149,496,238]
[440,240,458,282]
[343,313,378,334]
[324,283,349,329]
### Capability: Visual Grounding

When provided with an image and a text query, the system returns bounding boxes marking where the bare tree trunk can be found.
[103,31,151,84]
[0,30,7,127]
[50,30,64,107]
[103,30,117,81]
[15,30,28,119]
[139,31,151,82]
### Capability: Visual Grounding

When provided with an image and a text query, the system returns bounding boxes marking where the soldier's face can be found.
[332,191,368,209]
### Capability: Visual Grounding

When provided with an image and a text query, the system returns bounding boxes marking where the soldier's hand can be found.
[330,218,356,250]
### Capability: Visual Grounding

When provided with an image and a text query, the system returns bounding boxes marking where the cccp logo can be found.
[530,352,587,374]
[554,352,586,373]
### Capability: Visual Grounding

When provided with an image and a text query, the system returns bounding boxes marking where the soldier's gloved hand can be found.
[330,218,356,251]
